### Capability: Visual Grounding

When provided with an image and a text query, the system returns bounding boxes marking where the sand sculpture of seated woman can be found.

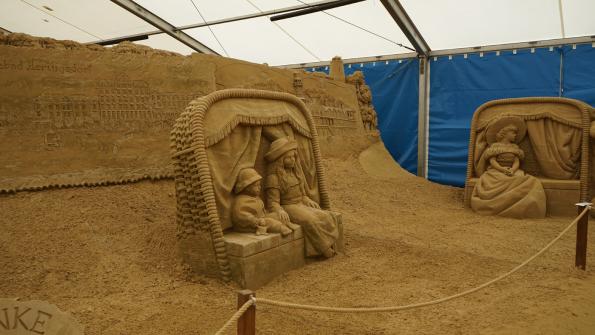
[470,116,546,218]
[264,137,340,258]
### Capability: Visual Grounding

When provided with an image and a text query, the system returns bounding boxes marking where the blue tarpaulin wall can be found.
[308,59,419,174]
[429,44,595,187]
[563,44,595,107]
[428,48,562,186]
[306,43,594,187]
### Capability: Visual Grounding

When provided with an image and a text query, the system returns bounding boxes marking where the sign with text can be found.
[0,299,83,335]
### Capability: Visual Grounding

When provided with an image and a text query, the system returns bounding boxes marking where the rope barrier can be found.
[255,206,590,313]
[214,296,255,335]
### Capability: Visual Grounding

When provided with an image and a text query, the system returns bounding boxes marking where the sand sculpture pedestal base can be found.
[224,214,344,289]
[465,178,580,216]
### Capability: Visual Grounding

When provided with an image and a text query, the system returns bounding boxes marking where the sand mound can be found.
[358,141,407,179]
[1,142,595,334]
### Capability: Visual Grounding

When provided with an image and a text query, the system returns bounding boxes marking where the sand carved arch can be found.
[171,88,331,281]
[465,97,591,203]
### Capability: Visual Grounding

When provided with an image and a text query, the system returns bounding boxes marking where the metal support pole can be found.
[237,290,256,335]
[110,0,218,54]
[417,56,429,178]
[270,0,364,21]
[91,0,338,47]
[379,0,430,56]
[575,203,590,270]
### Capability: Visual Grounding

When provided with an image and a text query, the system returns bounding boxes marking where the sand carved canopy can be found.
[203,97,319,231]
[474,108,581,179]
[171,89,330,280]
[466,97,592,203]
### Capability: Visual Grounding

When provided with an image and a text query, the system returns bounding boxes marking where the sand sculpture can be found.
[0,33,375,195]
[347,70,378,131]
[264,137,340,258]
[171,89,343,288]
[470,116,546,218]
[0,299,84,335]
[232,167,295,236]
[465,97,593,217]
[329,56,346,82]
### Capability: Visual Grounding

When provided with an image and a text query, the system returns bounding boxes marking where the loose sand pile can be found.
[1,142,594,334]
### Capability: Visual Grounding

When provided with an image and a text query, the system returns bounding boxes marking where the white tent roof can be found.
[2,0,595,65]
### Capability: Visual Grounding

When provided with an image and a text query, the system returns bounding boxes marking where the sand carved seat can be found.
[464,97,592,216]
[170,89,344,289]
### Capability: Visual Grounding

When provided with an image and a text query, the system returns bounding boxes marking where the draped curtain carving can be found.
[474,116,581,179]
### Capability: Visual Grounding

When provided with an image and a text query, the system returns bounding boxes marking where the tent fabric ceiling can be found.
[1,0,594,65]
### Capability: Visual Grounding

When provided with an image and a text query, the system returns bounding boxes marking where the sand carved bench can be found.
[464,97,592,216]
[171,89,344,288]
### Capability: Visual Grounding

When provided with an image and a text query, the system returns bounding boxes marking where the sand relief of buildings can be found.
[292,73,361,137]
[25,75,210,134]
[1,73,364,147]
[236,75,362,137]
[302,88,359,135]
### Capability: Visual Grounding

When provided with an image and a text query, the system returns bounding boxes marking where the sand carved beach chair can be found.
[464,97,592,216]
[171,89,343,288]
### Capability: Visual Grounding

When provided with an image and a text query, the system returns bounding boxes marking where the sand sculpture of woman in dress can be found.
[264,137,339,258]
[471,116,546,218]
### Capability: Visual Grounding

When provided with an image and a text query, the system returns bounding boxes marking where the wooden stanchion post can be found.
[575,203,590,270]
[237,290,255,335]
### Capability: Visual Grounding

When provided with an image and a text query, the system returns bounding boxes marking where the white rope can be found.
[214,296,255,335]
[257,207,589,313]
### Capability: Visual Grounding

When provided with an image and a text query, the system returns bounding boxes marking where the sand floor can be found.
[1,142,594,334]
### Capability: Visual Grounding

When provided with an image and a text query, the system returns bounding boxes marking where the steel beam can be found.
[0,26,12,35]
[429,35,595,57]
[270,0,365,22]
[94,34,148,46]
[379,0,430,56]
[278,52,417,69]
[109,0,218,54]
[91,0,337,48]
[279,35,595,69]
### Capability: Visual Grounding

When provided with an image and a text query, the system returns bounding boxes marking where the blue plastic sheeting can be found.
[563,44,595,107]
[308,60,420,174]
[428,48,562,187]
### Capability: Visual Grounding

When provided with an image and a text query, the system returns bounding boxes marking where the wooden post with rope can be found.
[237,290,256,335]
[575,202,591,270]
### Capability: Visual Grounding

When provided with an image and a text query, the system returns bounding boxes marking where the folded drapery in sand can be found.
[205,99,319,230]
[471,168,546,218]
[474,116,581,179]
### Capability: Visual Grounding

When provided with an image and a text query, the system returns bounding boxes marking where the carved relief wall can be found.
[0,34,370,193]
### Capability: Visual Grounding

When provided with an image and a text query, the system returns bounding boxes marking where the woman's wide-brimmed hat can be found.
[265,137,297,162]
[485,115,527,144]
[234,168,262,194]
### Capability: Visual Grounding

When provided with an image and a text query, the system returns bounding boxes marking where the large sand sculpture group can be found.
[1,33,594,334]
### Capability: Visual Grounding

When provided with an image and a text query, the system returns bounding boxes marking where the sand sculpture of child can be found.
[231,168,297,236]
